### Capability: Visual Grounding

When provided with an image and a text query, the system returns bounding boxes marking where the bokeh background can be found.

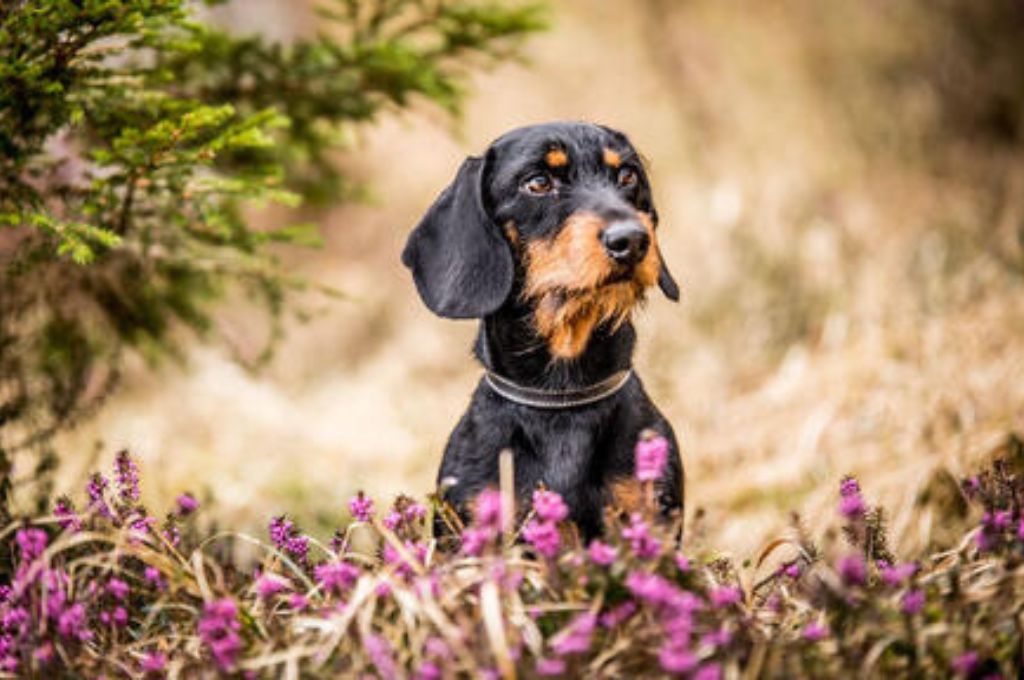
[57,0,1024,556]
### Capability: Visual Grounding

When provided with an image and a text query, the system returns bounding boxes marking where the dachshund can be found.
[402,121,683,539]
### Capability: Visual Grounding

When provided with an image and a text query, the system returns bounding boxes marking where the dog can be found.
[402,121,683,538]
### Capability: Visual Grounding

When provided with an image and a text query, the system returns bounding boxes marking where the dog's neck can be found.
[473,298,636,391]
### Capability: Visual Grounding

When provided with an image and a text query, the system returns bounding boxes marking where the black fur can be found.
[402,122,683,538]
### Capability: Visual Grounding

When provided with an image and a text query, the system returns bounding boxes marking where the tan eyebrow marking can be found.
[545,149,568,168]
[603,148,621,168]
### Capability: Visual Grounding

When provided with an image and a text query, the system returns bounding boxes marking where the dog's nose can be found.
[601,220,650,266]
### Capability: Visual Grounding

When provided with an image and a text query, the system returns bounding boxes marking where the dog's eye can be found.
[523,173,554,195]
[617,167,638,188]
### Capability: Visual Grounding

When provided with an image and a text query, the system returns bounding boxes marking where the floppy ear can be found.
[648,207,680,301]
[401,155,514,318]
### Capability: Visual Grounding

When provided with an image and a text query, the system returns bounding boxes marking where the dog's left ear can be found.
[402,154,514,318]
[649,207,680,301]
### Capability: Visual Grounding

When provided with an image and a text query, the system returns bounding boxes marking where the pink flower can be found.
[114,450,140,503]
[694,664,723,680]
[382,511,403,530]
[532,489,569,523]
[803,621,828,641]
[255,572,292,599]
[54,497,82,533]
[600,601,636,628]
[348,492,374,522]
[782,563,801,579]
[880,562,918,587]
[622,513,661,559]
[901,589,926,615]
[675,554,692,572]
[587,540,617,565]
[144,566,166,591]
[709,586,742,609]
[141,651,166,673]
[15,528,47,562]
[838,493,866,518]
[107,577,129,601]
[658,644,697,674]
[364,634,398,679]
[536,657,566,676]
[315,561,360,595]
[635,433,670,482]
[837,555,866,586]
[551,613,596,655]
[951,651,979,676]
[176,493,199,515]
[198,599,242,671]
[473,489,504,530]
[461,527,495,556]
[522,520,560,558]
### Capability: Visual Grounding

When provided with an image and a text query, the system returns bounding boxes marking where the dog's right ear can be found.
[402,155,513,319]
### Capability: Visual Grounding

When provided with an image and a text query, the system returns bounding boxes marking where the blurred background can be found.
[55,0,1024,556]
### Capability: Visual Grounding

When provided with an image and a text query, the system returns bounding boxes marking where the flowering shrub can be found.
[0,437,1021,677]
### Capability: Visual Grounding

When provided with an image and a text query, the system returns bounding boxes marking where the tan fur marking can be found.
[503,221,519,245]
[523,211,667,358]
[603,148,621,168]
[610,478,644,514]
[545,149,569,168]
[635,212,662,288]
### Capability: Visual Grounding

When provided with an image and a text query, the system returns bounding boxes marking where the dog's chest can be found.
[511,408,614,499]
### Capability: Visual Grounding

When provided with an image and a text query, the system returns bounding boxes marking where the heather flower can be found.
[461,527,494,556]
[107,577,129,601]
[709,586,742,609]
[348,492,374,523]
[404,502,427,522]
[702,626,732,648]
[658,643,697,674]
[198,598,242,672]
[600,601,636,628]
[315,561,360,594]
[140,651,167,673]
[901,589,926,614]
[551,613,596,655]
[695,664,723,680]
[57,603,92,641]
[54,497,82,533]
[837,555,866,586]
[289,593,309,610]
[416,661,442,680]
[114,450,140,503]
[838,493,866,518]
[588,539,617,565]
[839,476,861,497]
[622,513,661,558]
[952,651,979,676]
[473,488,504,529]
[675,554,691,572]
[880,562,918,587]
[532,489,569,523]
[255,572,292,599]
[86,473,113,519]
[268,516,309,565]
[15,528,47,562]
[364,633,398,679]
[33,641,53,665]
[144,566,166,591]
[802,621,828,641]
[782,562,801,579]
[536,657,566,676]
[522,519,560,558]
[382,511,403,530]
[635,433,669,482]
[176,493,199,515]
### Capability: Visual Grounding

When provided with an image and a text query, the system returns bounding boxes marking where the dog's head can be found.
[402,122,678,359]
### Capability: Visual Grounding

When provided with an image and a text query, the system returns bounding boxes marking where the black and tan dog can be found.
[402,122,683,538]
